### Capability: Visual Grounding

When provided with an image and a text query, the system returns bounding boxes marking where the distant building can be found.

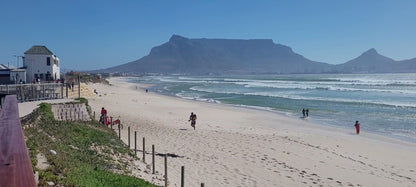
[0,64,26,84]
[24,45,60,83]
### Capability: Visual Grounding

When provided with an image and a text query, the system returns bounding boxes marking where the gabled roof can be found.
[24,45,54,55]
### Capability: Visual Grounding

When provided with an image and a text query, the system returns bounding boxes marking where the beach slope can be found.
[88,77,416,187]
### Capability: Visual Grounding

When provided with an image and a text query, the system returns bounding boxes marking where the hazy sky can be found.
[1,0,415,70]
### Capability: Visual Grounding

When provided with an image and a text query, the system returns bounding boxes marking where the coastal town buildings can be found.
[0,64,26,84]
[24,45,60,83]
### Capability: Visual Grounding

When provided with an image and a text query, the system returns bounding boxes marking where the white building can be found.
[24,45,60,83]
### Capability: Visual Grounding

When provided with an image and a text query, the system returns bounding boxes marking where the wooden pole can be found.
[61,83,64,98]
[78,74,80,98]
[143,137,146,162]
[128,126,130,148]
[152,144,155,174]
[181,166,185,187]
[134,131,137,155]
[164,154,168,187]
[93,111,95,120]
[118,123,121,139]
[65,84,68,98]
[110,117,113,129]
[32,85,35,100]
[201,183,204,187]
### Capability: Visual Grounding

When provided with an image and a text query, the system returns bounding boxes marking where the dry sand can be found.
[87,77,416,187]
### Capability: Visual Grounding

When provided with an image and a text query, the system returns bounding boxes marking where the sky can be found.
[0,0,415,70]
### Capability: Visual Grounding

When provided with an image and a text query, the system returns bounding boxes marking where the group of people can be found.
[302,108,361,134]
[302,108,309,118]
[100,107,122,128]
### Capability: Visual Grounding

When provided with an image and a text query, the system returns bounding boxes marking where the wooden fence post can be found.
[181,166,185,187]
[93,111,95,120]
[152,144,155,174]
[78,74,81,98]
[201,183,204,187]
[118,123,121,139]
[164,155,168,187]
[134,131,137,155]
[61,83,64,98]
[110,117,113,129]
[143,137,146,162]
[128,126,130,148]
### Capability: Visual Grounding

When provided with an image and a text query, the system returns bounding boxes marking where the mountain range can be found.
[96,35,416,74]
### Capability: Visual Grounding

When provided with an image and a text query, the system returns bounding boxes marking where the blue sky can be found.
[0,0,415,70]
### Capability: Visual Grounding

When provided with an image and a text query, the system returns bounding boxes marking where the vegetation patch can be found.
[65,72,110,85]
[23,103,156,186]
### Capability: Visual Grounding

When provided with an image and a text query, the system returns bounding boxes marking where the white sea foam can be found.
[189,86,416,108]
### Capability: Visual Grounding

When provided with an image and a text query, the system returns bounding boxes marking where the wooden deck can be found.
[0,95,36,187]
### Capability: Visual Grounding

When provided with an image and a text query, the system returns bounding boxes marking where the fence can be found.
[0,83,64,102]
[95,112,206,187]
[0,95,36,187]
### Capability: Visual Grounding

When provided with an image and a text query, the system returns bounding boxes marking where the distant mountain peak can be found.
[361,48,378,56]
[169,34,188,41]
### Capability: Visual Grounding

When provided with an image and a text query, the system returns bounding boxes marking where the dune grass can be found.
[23,103,156,186]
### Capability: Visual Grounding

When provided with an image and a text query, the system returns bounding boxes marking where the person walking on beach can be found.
[354,121,360,134]
[302,108,306,118]
[189,112,197,130]
[306,109,309,117]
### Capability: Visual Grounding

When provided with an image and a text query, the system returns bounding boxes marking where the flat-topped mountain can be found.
[96,35,416,74]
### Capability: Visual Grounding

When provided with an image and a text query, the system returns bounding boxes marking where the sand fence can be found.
[95,112,206,187]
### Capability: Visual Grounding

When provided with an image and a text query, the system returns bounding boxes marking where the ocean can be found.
[130,73,416,142]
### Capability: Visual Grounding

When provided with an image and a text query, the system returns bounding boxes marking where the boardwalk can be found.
[0,95,36,187]
[0,83,63,103]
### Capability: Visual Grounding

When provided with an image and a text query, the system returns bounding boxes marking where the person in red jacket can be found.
[354,121,360,134]
[100,107,107,124]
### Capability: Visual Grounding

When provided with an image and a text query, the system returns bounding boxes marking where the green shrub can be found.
[23,101,156,186]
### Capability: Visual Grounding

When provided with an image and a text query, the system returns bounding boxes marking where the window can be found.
[47,57,51,66]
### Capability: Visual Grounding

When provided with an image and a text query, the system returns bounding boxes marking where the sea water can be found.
[131,74,416,142]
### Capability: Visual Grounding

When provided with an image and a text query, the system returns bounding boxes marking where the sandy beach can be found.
[87,77,416,187]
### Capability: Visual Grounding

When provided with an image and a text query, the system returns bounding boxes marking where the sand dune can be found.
[87,77,416,187]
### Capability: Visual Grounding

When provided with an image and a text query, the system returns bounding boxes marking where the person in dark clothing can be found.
[354,121,360,134]
[306,109,309,117]
[189,112,197,130]
[302,108,306,118]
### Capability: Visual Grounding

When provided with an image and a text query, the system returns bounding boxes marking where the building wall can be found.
[24,54,60,82]
[10,71,27,83]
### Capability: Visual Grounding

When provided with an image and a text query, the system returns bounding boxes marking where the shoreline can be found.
[87,77,416,186]
[129,77,416,145]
